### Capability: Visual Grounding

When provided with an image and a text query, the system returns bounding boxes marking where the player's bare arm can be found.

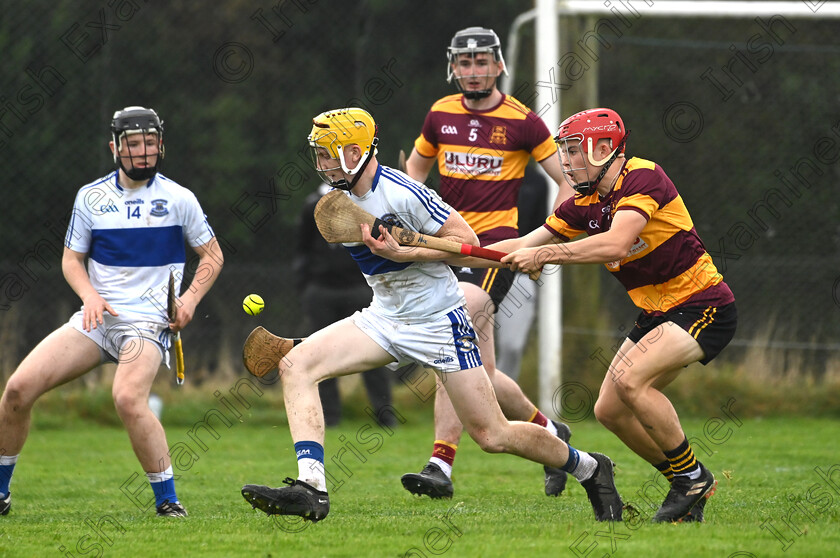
[405,148,436,183]
[503,210,648,274]
[362,210,478,263]
[172,237,224,331]
[61,246,117,331]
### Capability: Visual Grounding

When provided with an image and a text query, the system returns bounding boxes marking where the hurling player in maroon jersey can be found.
[463,107,737,523]
[401,26,577,501]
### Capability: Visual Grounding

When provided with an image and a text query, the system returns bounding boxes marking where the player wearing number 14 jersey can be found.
[68,168,213,320]
[0,106,222,518]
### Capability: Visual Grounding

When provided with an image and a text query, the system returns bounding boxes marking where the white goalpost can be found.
[502,0,840,414]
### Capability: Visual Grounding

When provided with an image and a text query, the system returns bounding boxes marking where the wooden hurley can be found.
[398,149,407,172]
[313,189,509,263]
[168,271,185,385]
[242,326,302,377]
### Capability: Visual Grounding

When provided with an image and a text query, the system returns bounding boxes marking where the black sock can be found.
[664,438,700,478]
[654,460,674,483]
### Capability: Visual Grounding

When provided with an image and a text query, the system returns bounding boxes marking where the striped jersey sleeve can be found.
[378,166,450,234]
[345,164,464,321]
[545,157,733,314]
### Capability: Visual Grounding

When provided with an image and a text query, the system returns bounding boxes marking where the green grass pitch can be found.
[1,407,838,557]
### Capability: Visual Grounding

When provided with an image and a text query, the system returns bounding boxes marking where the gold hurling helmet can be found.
[307,108,379,191]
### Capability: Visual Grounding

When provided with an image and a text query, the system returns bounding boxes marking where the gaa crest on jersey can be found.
[95,202,119,215]
[150,199,170,217]
[489,125,507,145]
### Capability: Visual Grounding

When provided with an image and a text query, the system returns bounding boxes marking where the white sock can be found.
[545,420,558,437]
[429,457,453,478]
[570,451,599,482]
[298,458,327,492]
[146,465,174,483]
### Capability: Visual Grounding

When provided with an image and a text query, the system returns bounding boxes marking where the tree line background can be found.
[1,1,839,414]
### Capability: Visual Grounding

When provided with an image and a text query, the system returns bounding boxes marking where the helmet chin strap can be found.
[122,164,158,181]
[570,152,618,196]
[330,148,376,191]
[573,132,630,195]
[461,88,493,100]
[454,71,498,101]
[571,180,597,196]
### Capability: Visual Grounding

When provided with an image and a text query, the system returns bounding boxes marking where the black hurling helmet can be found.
[446,26,508,100]
[110,106,164,181]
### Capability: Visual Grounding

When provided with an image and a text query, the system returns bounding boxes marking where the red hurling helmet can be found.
[555,108,628,195]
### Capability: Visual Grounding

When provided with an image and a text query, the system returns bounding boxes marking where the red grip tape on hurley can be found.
[460,244,507,262]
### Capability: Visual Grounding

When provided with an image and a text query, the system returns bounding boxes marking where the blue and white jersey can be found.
[343,164,465,321]
[65,171,215,321]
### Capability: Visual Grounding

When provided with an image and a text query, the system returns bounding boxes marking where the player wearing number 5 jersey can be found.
[0,107,223,518]
[466,108,737,523]
[403,26,576,500]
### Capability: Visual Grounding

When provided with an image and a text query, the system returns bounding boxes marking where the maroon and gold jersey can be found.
[415,94,555,245]
[544,157,734,315]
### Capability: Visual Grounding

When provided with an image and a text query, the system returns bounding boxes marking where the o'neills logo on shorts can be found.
[433,356,455,365]
[444,152,503,176]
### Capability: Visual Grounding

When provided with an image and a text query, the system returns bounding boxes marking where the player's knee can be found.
[112,387,144,418]
[613,375,642,406]
[467,426,506,453]
[593,398,620,430]
[1,375,40,411]
[278,352,321,386]
[277,358,294,380]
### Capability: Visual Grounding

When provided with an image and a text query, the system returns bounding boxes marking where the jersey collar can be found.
[460,92,506,114]
[370,163,383,193]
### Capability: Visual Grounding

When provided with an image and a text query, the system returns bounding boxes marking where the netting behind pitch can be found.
[513,10,840,379]
[1,3,838,386]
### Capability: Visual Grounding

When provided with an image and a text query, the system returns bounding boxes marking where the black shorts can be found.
[451,265,515,313]
[628,302,737,365]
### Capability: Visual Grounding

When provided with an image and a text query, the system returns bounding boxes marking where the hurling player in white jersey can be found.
[0,107,223,518]
[241,108,623,523]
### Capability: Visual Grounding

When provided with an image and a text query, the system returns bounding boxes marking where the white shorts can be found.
[351,305,482,373]
[67,310,171,367]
